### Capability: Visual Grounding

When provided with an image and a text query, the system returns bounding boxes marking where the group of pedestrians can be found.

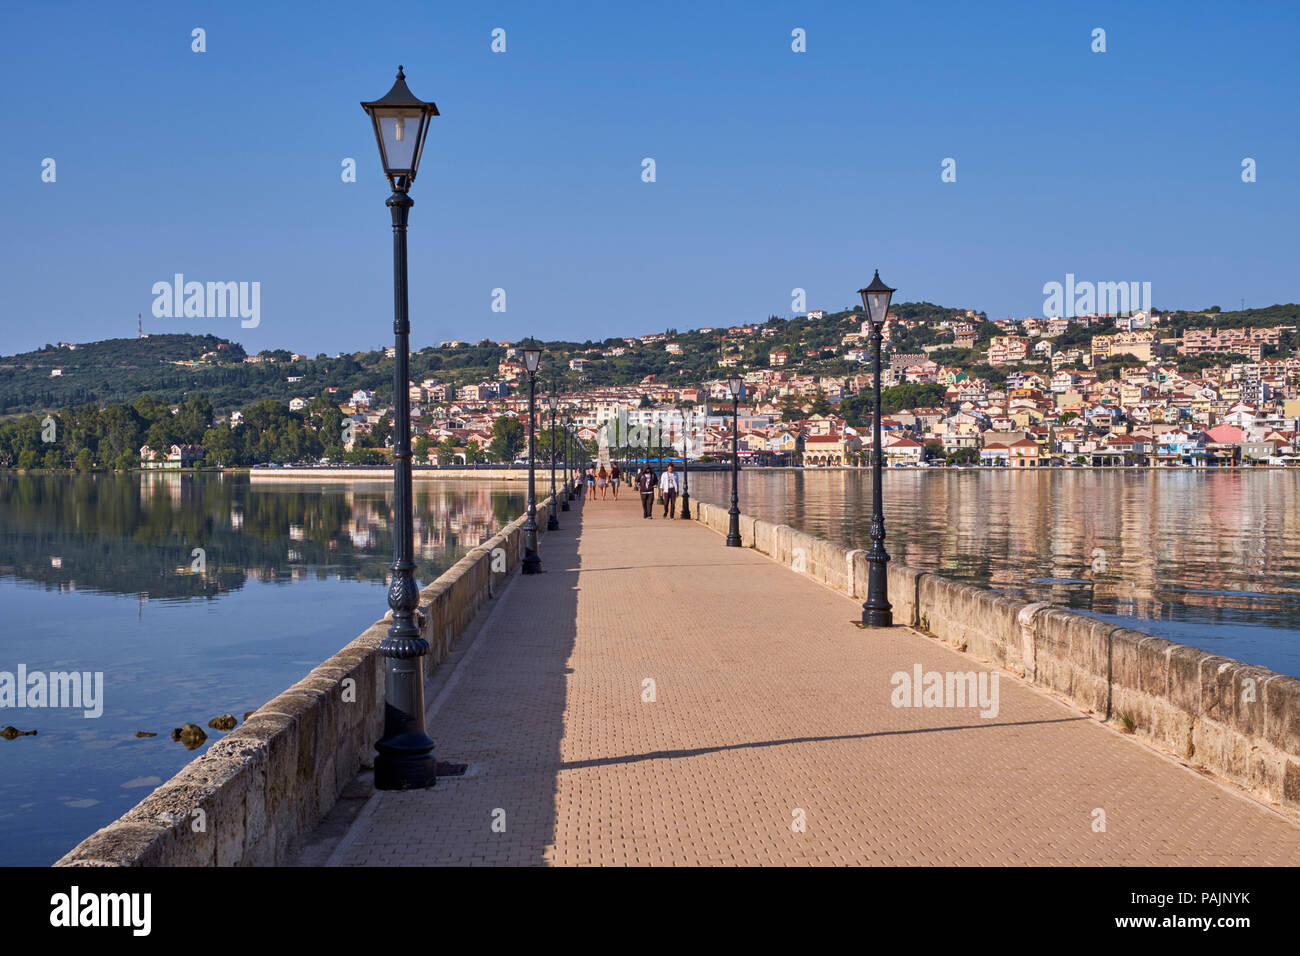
[572,460,682,520]
[577,462,620,500]
[637,463,680,519]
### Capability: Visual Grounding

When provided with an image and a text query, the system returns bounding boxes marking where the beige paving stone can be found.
[306,492,1300,866]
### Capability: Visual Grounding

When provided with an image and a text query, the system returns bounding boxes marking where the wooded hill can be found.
[2,303,1294,417]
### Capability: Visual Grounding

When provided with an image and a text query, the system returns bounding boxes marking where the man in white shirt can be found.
[659,464,680,519]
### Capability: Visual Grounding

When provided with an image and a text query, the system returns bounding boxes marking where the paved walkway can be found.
[300,490,1300,865]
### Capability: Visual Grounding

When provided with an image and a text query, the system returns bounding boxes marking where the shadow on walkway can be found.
[558,715,1089,771]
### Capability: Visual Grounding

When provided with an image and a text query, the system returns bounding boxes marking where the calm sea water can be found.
[688,469,1300,678]
[0,472,523,866]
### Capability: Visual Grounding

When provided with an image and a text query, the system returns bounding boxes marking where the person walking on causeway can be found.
[638,464,657,519]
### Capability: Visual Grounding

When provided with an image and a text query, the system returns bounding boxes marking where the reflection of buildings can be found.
[1,474,524,602]
[138,470,192,509]
[685,470,1300,638]
[329,484,519,564]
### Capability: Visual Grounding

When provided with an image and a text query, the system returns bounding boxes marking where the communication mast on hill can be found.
[138,313,143,338]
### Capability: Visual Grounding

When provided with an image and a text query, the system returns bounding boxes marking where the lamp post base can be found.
[522,553,542,574]
[726,506,741,546]
[861,552,892,627]
[680,492,691,520]
[375,732,438,790]
[860,606,893,628]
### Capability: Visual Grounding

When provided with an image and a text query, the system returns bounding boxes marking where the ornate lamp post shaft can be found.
[680,409,692,519]
[374,188,438,789]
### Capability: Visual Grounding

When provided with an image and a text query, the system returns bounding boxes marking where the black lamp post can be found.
[560,410,571,512]
[361,66,439,790]
[521,346,542,574]
[859,270,895,627]
[679,407,692,520]
[726,376,743,546]
[569,423,578,497]
[547,388,559,529]
[570,421,578,500]
[562,418,571,501]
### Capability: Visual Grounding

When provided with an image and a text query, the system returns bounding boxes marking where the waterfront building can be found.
[139,443,206,469]
[803,431,861,466]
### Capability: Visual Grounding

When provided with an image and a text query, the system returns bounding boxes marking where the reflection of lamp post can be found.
[859,270,895,627]
[547,388,559,530]
[521,346,542,574]
[726,376,742,547]
[361,66,439,790]
[679,407,692,520]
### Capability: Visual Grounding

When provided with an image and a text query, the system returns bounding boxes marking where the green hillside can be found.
[2,302,1294,418]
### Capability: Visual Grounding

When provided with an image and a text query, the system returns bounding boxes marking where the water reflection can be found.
[0,472,524,601]
[0,473,524,866]
[690,470,1300,676]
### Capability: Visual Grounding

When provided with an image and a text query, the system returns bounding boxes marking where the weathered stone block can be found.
[773,524,795,565]
[814,537,848,591]
[1224,664,1273,739]
[1166,644,1208,713]
[55,821,171,867]
[885,563,924,628]
[1263,676,1300,756]
[1197,656,1238,726]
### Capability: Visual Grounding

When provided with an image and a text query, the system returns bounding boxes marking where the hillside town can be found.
[233,306,1300,470]
[6,304,1300,471]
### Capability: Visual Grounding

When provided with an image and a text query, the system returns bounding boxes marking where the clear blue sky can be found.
[2,0,1297,356]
